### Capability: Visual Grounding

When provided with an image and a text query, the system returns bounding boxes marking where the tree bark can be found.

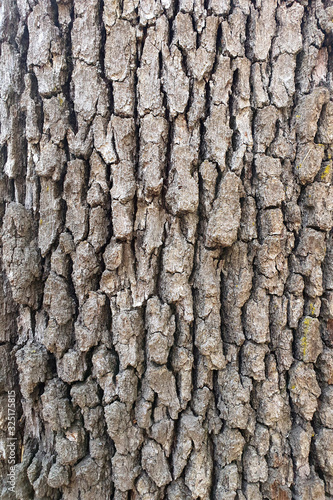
[1,0,333,498]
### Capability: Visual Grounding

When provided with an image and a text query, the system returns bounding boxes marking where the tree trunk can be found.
[1,0,333,498]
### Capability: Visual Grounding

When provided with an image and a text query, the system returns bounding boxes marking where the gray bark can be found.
[1,0,333,498]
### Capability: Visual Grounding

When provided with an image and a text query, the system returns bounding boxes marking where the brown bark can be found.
[1,0,333,498]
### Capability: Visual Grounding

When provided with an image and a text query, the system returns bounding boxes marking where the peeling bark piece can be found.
[188,16,219,80]
[204,104,233,168]
[244,288,270,343]
[112,309,144,373]
[254,155,285,209]
[38,178,63,256]
[74,455,101,491]
[206,172,242,248]
[317,350,333,385]
[27,1,67,95]
[296,228,326,262]
[27,453,54,499]
[142,440,172,487]
[150,418,174,458]
[241,341,268,381]
[93,116,117,165]
[105,20,136,82]
[302,183,333,231]
[42,95,69,145]
[135,471,161,499]
[166,478,192,499]
[139,114,168,198]
[22,73,42,144]
[51,245,70,278]
[166,116,199,215]
[72,241,101,304]
[221,242,253,346]
[214,427,245,467]
[174,13,196,54]
[57,349,87,384]
[289,424,312,474]
[253,106,278,153]
[294,472,326,500]
[87,155,109,207]
[184,439,213,499]
[88,206,110,252]
[146,296,175,365]
[243,446,268,483]
[133,205,165,304]
[162,45,189,117]
[70,378,100,410]
[199,160,219,217]
[215,463,240,499]
[112,452,140,492]
[37,139,66,180]
[293,88,329,143]
[71,0,100,65]
[251,62,269,108]
[47,462,70,489]
[193,241,227,368]
[210,56,233,107]
[137,28,164,117]
[76,292,110,351]
[42,378,74,431]
[289,361,321,421]
[111,198,134,241]
[113,79,135,118]
[43,319,73,358]
[104,401,143,454]
[67,118,94,159]
[64,159,88,244]
[317,387,333,429]
[318,100,333,145]
[296,316,323,363]
[92,345,117,381]
[16,341,48,399]
[146,365,180,419]
[43,272,75,326]
[195,317,226,371]
[217,365,252,429]
[111,116,136,162]
[295,143,325,185]
[172,411,205,478]
[256,387,285,428]
[111,160,136,203]
[208,0,230,15]
[272,2,303,58]
[71,61,105,122]
[103,238,124,270]
[160,218,194,322]
[248,0,277,61]
[2,202,42,308]
[314,428,333,478]
[259,208,284,239]
[269,54,296,109]
[55,425,86,466]
[116,369,138,408]
[187,79,207,128]
[221,8,246,58]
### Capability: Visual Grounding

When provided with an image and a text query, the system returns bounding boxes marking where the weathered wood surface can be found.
[0,0,333,498]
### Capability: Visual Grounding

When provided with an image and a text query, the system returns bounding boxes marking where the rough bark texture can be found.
[1,0,333,499]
